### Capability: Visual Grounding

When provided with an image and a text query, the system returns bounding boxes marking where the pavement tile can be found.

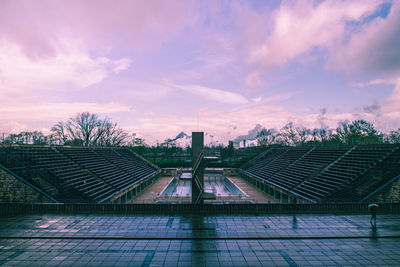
[0,214,400,266]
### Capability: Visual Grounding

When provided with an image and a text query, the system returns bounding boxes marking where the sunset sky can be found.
[1,0,399,145]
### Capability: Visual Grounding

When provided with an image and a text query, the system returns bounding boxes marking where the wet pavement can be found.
[0,214,400,266]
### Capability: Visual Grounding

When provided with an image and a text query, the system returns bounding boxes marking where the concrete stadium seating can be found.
[0,145,159,203]
[241,145,400,203]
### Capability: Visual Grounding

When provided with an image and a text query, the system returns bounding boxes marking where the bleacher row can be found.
[0,146,159,203]
[240,145,400,202]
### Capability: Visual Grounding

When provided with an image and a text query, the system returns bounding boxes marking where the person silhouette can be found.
[368,203,378,228]
[292,197,297,222]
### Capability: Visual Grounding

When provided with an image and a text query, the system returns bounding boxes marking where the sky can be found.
[0,0,400,145]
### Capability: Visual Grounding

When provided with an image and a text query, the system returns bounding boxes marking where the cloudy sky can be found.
[1,0,399,145]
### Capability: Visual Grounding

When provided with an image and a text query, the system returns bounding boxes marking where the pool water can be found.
[161,174,246,198]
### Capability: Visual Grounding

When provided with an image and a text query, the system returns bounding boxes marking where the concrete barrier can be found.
[0,202,399,216]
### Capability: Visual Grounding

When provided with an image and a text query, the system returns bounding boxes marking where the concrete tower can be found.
[192,132,204,204]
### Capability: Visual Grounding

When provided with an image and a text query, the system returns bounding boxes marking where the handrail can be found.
[193,174,203,191]
[192,149,204,175]
[359,173,400,203]
[191,149,205,204]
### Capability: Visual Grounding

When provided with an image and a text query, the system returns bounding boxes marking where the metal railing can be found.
[1,202,399,216]
[192,149,205,204]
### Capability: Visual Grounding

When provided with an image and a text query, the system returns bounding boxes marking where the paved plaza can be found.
[0,213,400,266]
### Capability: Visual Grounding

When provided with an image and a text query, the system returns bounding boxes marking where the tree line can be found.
[256,120,400,147]
[1,114,399,148]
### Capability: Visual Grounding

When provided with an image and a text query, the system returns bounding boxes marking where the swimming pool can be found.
[160,173,247,198]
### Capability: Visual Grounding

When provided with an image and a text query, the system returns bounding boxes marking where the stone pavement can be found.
[227,176,277,203]
[130,177,173,204]
[0,214,400,266]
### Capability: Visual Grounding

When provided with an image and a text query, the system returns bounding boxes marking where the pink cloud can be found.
[173,83,249,105]
[0,0,195,108]
[245,72,263,89]
[329,1,400,79]
[128,99,399,145]
[381,79,400,126]
[129,105,293,144]
[0,40,131,96]
[1,0,398,143]
[0,0,198,60]
[0,122,30,134]
[0,101,131,124]
[249,0,384,68]
[353,78,397,87]
[130,104,381,145]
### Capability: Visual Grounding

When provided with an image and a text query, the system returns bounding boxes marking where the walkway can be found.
[0,214,399,266]
[227,176,277,203]
[130,176,173,204]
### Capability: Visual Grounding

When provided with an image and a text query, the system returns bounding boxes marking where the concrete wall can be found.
[162,168,177,176]
[0,168,52,203]
[223,168,238,176]
[163,168,238,176]
[371,177,400,203]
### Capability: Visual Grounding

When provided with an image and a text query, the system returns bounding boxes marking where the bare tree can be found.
[51,122,69,144]
[50,112,130,146]
[65,112,99,146]
[98,120,129,146]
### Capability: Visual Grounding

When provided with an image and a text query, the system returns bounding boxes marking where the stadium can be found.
[1,141,400,205]
[1,131,400,266]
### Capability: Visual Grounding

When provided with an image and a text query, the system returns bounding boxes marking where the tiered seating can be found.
[247,148,288,167]
[292,145,397,201]
[240,145,400,202]
[27,147,114,201]
[0,145,159,203]
[245,147,311,182]
[244,148,287,176]
[57,147,134,191]
[271,147,348,190]
[1,146,113,201]
[0,147,58,194]
[92,147,157,182]
[113,148,157,174]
